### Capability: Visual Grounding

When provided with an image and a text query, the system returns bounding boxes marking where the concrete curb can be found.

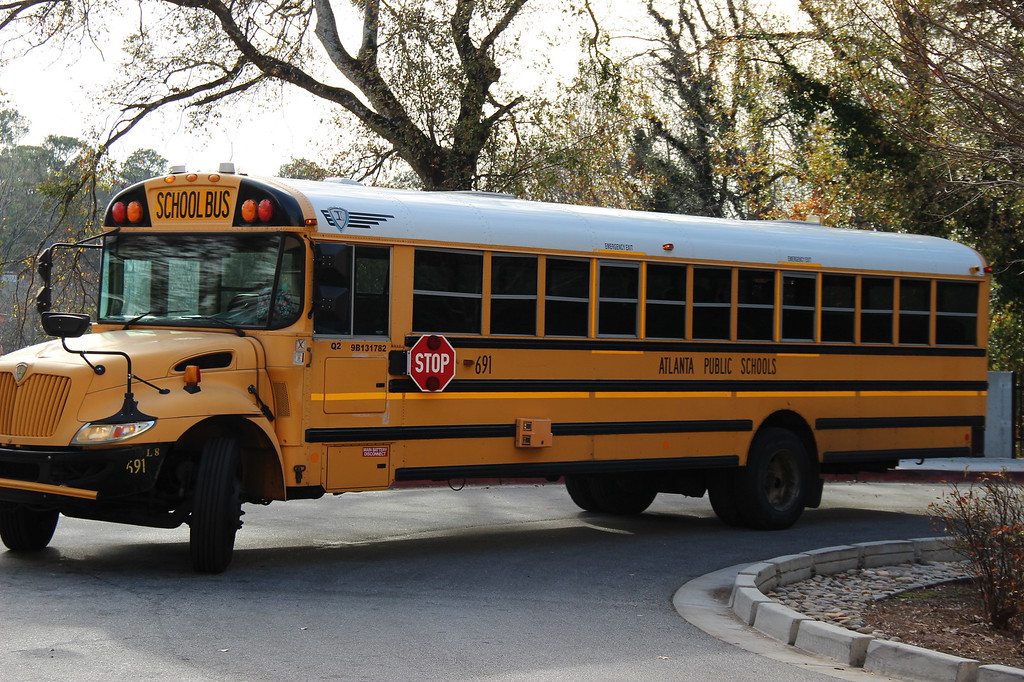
[731,537,1024,682]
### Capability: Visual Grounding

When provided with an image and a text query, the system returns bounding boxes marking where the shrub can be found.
[930,472,1024,634]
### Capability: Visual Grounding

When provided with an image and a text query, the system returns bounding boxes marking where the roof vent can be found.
[219,162,237,174]
[169,165,187,174]
[324,177,364,185]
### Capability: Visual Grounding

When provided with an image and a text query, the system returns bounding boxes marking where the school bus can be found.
[0,165,988,572]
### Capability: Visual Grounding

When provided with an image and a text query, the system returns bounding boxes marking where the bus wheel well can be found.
[173,418,284,502]
[756,411,817,463]
[754,411,822,508]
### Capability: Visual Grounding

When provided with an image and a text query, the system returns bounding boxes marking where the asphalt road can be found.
[0,481,949,681]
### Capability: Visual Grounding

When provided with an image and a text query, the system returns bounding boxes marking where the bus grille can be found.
[0,372,72,437]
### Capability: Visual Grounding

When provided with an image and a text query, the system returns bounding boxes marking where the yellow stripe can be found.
[313,390,985,401]
[859,390,986,398]
[313,393,386,401]
[735,391,859,398]
[0,477,98,501]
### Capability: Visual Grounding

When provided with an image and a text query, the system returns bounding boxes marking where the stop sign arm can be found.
[406,334,457,392]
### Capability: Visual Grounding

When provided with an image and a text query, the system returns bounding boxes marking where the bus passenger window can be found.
[313,243,391,336]
[313,243,351,335]
[645,264,686,339]
[821,274,855,343]
[353,247,390,336]
[491,255,537,335]
[692,267,731,340]
[545,258,589,336]
[737,269,775,341]
[598,262,639,337]
[782,273,816,341]
[861,277,894,344]
[936,281,978,345]
[413,249,482,334]
[899,279,931,345]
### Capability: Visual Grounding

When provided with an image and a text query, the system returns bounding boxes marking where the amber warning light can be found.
[240,198,276,224]
[111,201,145,225]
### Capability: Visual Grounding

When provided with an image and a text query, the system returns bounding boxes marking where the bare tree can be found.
[885,0,1024,184]
[3,0,541,190]
[634,0,791,219]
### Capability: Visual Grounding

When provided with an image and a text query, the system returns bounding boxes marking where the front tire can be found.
[190,438,243,573]
[0,505,59,551]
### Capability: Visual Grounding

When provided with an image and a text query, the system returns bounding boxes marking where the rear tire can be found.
[565,475,601,512]
[707,472,745,527]
[588,475,658,515]
[565,475,658,515]
[734,428,811,530]
[0,505,59,551]
[190,438,243,573]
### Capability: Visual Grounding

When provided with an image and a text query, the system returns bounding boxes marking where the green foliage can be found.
[481,52,650,208]
[631,0,792,219]
[931,473,1024,634]
[278,158,329,181]
[0,109,29,147]
[118,149,168,186]
[778,63,919,174]
[0,107,165,354]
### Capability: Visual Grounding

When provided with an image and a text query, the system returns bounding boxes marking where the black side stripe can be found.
[388,378,988,394]
[823,447,971,464]
[404,335,986,357]
[306,419,753,444]
[817,416,985,430]
[393,455,741,482]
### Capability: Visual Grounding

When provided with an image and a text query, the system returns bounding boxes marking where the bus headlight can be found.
[71,420,156,445]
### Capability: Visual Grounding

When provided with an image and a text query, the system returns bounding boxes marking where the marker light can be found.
[112,202,127,223]
[258,199,275,222]
[71,420,155,445]
[183,364,202,394]
[241,199,258,223]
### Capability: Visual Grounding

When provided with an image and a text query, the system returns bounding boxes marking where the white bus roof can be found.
[272,177,985,277]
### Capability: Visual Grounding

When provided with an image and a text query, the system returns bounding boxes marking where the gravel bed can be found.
[765,561,973,639]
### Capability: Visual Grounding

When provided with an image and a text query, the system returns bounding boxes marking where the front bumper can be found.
[0,443,171,505]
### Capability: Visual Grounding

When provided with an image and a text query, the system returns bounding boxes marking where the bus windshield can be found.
[99,233,304,329]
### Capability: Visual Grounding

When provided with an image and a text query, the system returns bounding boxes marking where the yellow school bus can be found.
[0,165,989,572]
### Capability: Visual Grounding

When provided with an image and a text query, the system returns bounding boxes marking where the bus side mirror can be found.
[35,286,52,314]
[36,247,53,280]
[41,312,91,338]
[36,247,53,313]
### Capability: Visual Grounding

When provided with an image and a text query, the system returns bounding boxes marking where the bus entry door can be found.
[322,355,387,414]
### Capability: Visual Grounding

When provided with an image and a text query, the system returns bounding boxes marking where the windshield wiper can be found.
[180,315,246,337]
[122,311,162,330]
